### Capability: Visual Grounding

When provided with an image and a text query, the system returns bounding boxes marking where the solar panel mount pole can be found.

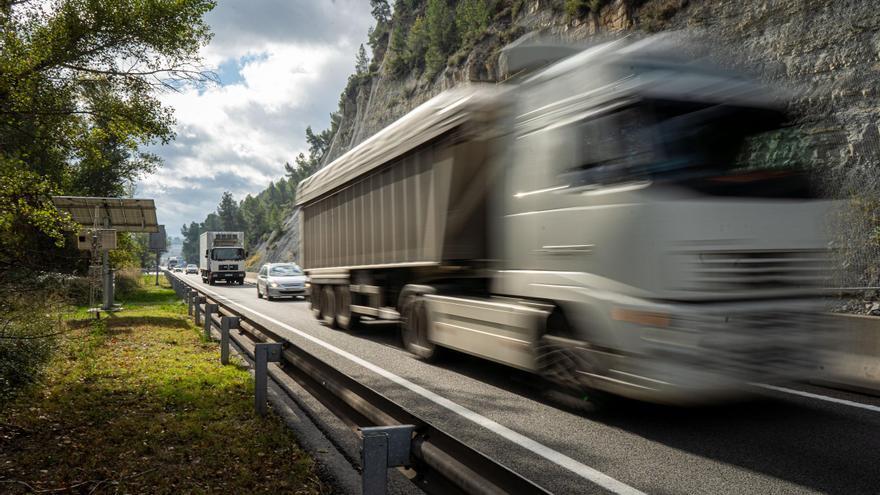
[102,215,114,310]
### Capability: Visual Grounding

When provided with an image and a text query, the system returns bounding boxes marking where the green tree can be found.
[370,0,392,23]
[181,221,201,264]
[425,0,457,75]
[356,44,370,75]
[456,0,492,46]
[216,191,242,231]
[406,16,429,68]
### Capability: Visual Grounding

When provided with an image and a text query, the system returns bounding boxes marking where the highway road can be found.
[181,273,880,494]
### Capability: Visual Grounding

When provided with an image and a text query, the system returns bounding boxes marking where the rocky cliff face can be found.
[256,0,879,273]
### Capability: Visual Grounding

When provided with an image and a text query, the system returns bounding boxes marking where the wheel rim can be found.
[310,285,322,318]
[402,298,435,359]
[322,286,336,327]
[336,286,351,330]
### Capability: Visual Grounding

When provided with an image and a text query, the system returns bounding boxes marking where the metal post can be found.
[204,303,218,339]
[194,296,205,326]
[360,425,415,495]
[254,343,282,416]
[101,218,114,311]
[155,250,160,286]
[186,291,194,316]
[220,316,238,365]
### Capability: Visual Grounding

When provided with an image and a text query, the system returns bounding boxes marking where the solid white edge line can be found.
[194,281,645,495]
[754,383,880,413]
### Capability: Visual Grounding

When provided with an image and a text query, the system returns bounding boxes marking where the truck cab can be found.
[199,231,246,285]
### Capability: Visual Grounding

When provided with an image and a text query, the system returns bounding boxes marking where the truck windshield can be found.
[269,265,303,276]
[559,100,791,187]
[212,248,244,261]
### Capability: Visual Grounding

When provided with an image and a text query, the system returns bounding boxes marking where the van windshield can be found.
[212,248,244,261]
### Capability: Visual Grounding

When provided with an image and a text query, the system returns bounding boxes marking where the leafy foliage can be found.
[0,0,215,400]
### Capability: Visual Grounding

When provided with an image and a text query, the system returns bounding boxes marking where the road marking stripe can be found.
[196,282,645,495]
[755,383,880,413]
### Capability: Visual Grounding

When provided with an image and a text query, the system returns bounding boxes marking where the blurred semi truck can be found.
[199,231,246,285]
[296,37,834,403]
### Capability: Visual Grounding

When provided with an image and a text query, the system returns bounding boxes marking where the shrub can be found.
[114,267,143,298]
[0,292,65,406]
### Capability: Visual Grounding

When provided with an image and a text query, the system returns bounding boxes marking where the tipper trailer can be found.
[296,37,836,404]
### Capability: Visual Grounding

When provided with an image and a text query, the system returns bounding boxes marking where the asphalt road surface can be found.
[183,274,880,495]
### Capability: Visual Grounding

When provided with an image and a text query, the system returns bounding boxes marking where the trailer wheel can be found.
[335,285,358,331]
[400,295,436,360]
[321,285,337,328]
[310,285,322,319]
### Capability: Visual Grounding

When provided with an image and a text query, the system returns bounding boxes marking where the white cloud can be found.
[137,0,374,235]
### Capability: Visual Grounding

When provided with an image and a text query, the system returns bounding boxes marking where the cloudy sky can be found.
[136,0,374,237]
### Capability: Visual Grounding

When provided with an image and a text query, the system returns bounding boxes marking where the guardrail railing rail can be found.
[165,271,549,495]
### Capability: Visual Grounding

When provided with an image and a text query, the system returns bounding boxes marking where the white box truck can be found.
[199,231,246,285]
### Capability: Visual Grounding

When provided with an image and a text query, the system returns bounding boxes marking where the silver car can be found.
[256,263,308,301]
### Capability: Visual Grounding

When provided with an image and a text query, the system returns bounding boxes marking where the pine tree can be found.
[370,0,391,23]
[356,44,370,75]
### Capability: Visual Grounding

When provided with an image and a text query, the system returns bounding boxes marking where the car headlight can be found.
[269,281,279,288]
[304,282,310,288]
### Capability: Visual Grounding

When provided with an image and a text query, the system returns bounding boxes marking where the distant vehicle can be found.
[185,264,198,274]
[199,231,246,285]
[173,266,184,273]
[167,256,180,270]
[256,263,308,301]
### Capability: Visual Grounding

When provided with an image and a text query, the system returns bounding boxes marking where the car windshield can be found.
[187,265,196,268]
[269,265,303,276]
[212,247,244,260]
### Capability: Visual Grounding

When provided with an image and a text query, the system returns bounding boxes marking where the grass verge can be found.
[0,275,327,494]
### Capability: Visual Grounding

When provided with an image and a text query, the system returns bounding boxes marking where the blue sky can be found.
[136,0,374,237]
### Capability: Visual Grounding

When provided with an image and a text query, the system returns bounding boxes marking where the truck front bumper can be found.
[211,271,245,282]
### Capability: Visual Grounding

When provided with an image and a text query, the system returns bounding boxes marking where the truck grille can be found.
[220,264,237,271]
[686,250,829,293]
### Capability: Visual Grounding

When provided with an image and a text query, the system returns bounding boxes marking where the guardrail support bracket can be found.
[360,424,415,495]
[254,343,283,416]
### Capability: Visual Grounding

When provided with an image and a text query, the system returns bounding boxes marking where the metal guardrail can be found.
[165,271,549,495]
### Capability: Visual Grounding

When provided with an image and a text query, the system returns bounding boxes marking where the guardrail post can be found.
[204,303,218,339]
[187,290,196,316]
[220,316,238,365]
[360,425,415,495]
[254,343,282,416]
[194,295,205,326]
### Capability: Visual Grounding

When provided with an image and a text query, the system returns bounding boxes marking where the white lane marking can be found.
[195,281,645,495]
[755,383,880,413]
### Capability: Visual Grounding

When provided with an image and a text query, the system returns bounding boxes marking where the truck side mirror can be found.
[245,251,250,258]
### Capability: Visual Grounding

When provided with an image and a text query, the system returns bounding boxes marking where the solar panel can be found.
[51,196,159,233]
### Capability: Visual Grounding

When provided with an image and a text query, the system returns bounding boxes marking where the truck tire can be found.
[335,285,358,331]
[321,285,337,328]
[400,294,437,360]
[310,285,322,319]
